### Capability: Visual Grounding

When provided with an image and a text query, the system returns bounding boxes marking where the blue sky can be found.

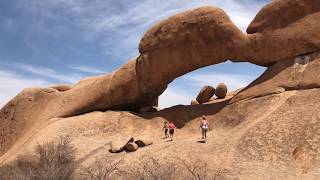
[0,0,269,108]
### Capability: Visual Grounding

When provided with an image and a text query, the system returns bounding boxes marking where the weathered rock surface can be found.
[215,83,228,99]
[190,99,199,105]
[49,84,71,92]
[196,86,215,104]
[246,0,320,66]
[232,51,320,103]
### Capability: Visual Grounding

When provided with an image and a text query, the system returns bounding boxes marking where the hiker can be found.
[200,115,209,140]
[168,121,176,141]
[162,121,169,138]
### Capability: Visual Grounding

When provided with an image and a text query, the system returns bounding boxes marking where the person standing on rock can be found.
[200,115,209,140]
[162,121,169,138]
[168,121,176,141]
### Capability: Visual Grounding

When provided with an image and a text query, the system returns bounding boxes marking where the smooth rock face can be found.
[246,0,320,66]
[215,83,228,99]
[231,51,320,103]
[196,86,215,104]
[247,0,320,34]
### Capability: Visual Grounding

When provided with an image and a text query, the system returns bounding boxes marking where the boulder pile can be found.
[109,137,153,153]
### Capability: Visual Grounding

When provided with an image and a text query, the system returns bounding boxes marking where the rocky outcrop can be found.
[196,86,215,104]
[215,83,228,99]
[246,0,320,66]
[231,51,320,103]
[1,0,320,161]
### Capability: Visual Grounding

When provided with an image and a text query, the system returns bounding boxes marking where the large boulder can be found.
[196,86,215,104]
[124,142,138,152]
[109,137,134,153]
[109,141,123,153]
[134,139,153,147]
[215,83,228,99]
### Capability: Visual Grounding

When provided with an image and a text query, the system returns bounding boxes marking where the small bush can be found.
[0,136,76,180]
[79,157,123,180]
[122,156,179,180]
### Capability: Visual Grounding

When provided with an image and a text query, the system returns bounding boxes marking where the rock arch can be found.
[1,0,320,156]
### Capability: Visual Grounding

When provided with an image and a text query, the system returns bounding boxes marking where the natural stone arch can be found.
[1,0,320,156]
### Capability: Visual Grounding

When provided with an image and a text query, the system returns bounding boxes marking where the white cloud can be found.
[15,0,267,59]
[183,72,256,91]
[69,65,106,74]
[0,70,50,108]
[12,63,83,84]
[159,87,193,109]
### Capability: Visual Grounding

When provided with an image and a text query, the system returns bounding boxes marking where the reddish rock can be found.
[215,83,228,99]
[196,86,215,104]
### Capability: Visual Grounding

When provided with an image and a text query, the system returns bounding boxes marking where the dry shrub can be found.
[0,136,76,180]
[124,156,178,180]
[178,157,226,180]
[79,157,123,180]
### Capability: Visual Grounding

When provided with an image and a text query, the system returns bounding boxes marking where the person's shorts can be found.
[169,129,174,135]
[165,129,168,134]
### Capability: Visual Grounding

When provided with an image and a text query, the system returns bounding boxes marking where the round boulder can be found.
[124,142,138,152]
[196,86,215,104]
[109,141,123,153]
[215,83,228,99]
[134,139,153,147]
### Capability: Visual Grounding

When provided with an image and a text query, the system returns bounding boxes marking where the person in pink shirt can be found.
[168,121,176,141]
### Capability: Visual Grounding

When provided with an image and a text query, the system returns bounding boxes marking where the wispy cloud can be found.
[69,65,106,74]
[0,70,50,108]
[14,0,267,60]
[12,63,83,84]
[159,87,193,108]
[183,72,256,91]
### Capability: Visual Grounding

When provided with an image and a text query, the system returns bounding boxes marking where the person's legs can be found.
[169,129,174,141]
[204,129,207,139]
[201,128,205,139]
[165,129,168,138]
